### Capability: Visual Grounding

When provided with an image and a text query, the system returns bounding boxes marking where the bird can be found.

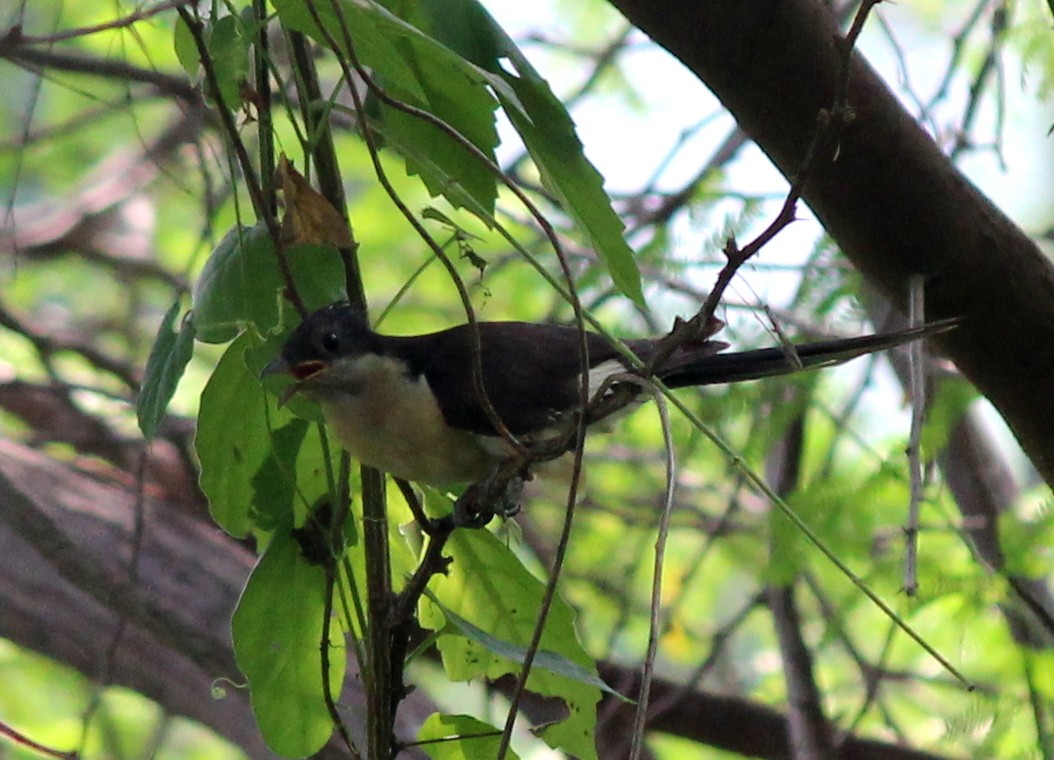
[263,302,954,488]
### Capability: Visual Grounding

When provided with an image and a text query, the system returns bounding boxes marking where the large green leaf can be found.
[196,333,268,537]
[272,0,499,215]
[191,224,345,343]
[274,0,641,304]
[420,530,601,760]
[232,526,344,757]
[197,332,339,537]
[136,299,194,440]
[249,417,310,532]
[198,333,280,536]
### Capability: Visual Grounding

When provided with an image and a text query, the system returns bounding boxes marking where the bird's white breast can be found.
[317,354,500,486]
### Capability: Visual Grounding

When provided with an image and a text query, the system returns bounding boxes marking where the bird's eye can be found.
[320,332,340,353]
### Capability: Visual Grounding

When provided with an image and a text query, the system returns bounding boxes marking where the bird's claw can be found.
[450,468,525,529]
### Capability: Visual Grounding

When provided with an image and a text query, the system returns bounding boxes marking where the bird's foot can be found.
[449,466,526,529]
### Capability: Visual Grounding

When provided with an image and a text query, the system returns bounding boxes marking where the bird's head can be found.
[262,303,378,401]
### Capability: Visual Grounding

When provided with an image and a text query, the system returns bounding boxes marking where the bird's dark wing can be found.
[392,323,625,437]
[386,318,955,437]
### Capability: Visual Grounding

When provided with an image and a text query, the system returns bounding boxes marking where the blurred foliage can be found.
[0,641,245,760]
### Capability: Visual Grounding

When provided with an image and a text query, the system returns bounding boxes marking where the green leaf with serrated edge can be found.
[408,0,644,306]
[191,224,345,343]
[232,525,343,757]
[424,590,625,699]
[419,530,600,760]
[417,713,520,760]
[499,74,642,306]
[372,108,497,217]
[273,0,425,99]
[137,299,194,440]
[272,0,499,214]
[198,332,287,537]
[406,0,504,69]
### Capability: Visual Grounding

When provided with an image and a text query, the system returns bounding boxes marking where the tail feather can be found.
[660,319,958,389]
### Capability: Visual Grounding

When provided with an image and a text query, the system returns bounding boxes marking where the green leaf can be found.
[136,299,194,440]
[407,0,505,68]
[232,525,343,757]
[272,0,499,215]
[275,0,640,302]
[206,15,248,111]
[173,15,200,77]
[191,224,346,343]
[197,332,280,537]
[499,67,642,306]
[250,417,310,532]
[369,110,496,218]
[410,0,644,305]
[419,530,601,760]
[425,590,624,699]
[198,331,340,538]
[417,713,519,760]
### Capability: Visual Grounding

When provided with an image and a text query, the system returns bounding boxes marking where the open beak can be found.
[261,357,331,406]
[262,357,329,381]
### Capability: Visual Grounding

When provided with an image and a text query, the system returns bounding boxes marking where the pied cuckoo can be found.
[263,303,953,488]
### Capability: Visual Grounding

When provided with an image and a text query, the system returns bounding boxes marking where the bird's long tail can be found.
[660,319,958,389]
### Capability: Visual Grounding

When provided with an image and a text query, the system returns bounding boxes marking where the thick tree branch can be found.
[0,440,433,759]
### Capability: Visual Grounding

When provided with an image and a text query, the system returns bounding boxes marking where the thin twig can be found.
[903,275,926,596]
[627,378,676,760]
